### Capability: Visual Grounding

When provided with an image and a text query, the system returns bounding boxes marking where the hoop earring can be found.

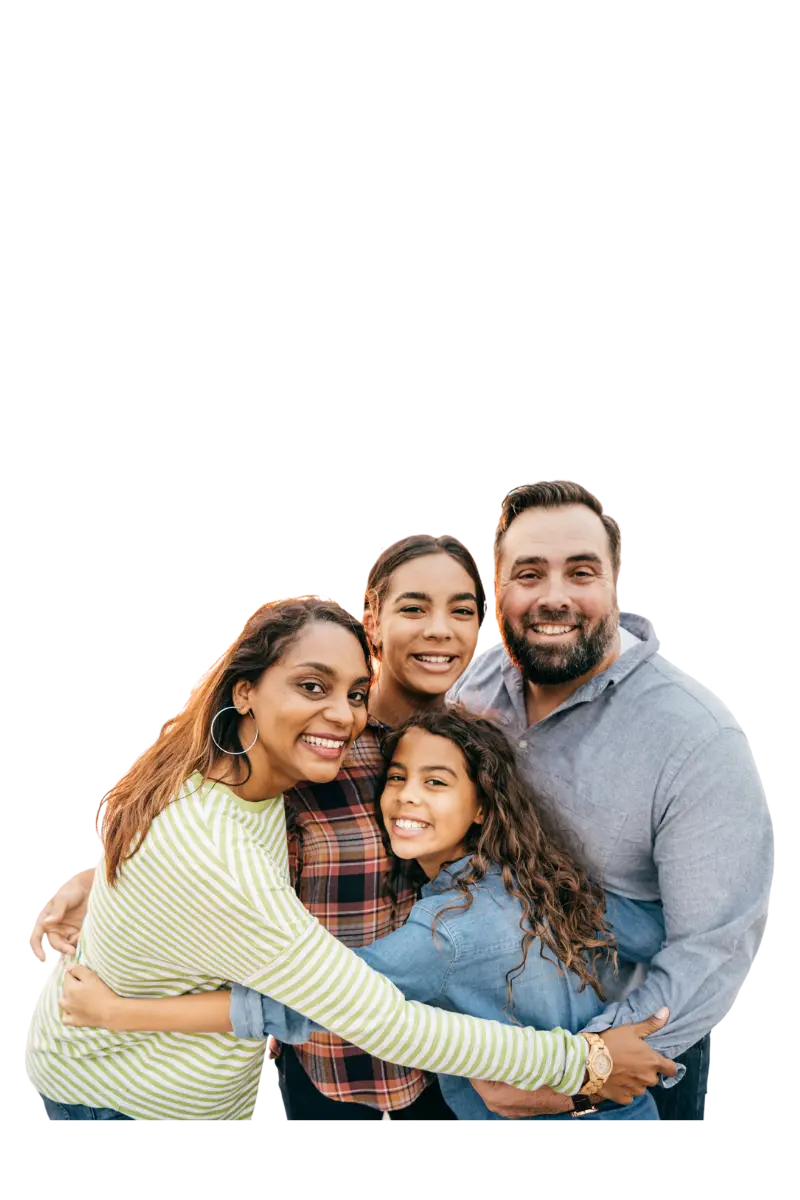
[210,706,259,755]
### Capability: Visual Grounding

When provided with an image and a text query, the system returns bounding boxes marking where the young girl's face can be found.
[370,553,480,700]
[380,727,484,879]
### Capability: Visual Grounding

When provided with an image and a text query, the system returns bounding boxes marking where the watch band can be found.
[570,1093,599,1118]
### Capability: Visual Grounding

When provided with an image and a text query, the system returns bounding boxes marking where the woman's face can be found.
[233,621,371,790]
[371,553,481,699]
[380,727,484,879]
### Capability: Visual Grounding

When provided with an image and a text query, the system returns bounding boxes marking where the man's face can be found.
[496,504,619,685]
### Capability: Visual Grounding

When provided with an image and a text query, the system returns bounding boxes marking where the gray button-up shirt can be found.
[449,612,773,1058]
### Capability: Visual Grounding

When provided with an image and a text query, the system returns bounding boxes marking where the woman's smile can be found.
[409,652,458,674]
[299,732,350,760]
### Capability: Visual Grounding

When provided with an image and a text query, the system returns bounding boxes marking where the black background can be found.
[20,470,782,1132]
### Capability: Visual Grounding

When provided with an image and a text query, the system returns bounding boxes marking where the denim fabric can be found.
[651,1034,710,1120]
[40,1094,133,1120]
[232,861,666,1120]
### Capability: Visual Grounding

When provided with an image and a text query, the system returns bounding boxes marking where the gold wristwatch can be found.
[579,1032,613,1096]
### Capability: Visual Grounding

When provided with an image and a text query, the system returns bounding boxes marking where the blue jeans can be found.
[650,1033,710,1121]
[40,1094,133,1121]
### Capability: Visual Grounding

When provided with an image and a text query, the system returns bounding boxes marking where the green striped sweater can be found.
[27,774,587,1119]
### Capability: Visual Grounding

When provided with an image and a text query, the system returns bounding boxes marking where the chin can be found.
[388,842,419,861]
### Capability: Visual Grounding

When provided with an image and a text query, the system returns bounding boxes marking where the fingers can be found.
[30,928,46,962]
[654,1053,678,1078]
[64,963,92,982]
[47,930,79,956]
[630,1006,670,1037]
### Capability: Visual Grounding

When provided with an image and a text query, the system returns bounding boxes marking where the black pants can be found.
[276,1044,457,1121]
[650,1033,710,1121]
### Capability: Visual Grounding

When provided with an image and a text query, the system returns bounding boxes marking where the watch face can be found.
[595,1051,612,1076]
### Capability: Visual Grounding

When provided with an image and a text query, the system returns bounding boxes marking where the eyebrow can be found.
[512,553,604,568]
[389,760,458,778]
[294,662,370,686]
[393,591,478,604]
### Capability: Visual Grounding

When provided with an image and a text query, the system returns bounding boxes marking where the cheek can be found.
[353,705,369,737]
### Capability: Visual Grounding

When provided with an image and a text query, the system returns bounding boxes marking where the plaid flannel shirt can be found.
[283,717,429,1111]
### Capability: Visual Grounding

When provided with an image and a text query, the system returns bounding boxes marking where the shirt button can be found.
[518,739,527,749]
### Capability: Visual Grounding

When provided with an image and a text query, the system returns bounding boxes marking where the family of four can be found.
[27,480,773,1121]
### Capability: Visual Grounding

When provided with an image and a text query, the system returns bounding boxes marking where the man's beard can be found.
[501,606,619,686]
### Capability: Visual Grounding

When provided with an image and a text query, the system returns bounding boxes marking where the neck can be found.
[524,630,621,725]
[416,844,469,881]
[208,746,288,803]
[368,670,446,729]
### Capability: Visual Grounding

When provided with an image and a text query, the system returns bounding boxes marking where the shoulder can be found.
[448,642,513,713]
[632,653,744,743]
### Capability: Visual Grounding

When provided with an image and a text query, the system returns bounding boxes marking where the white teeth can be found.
[532,624,575,635]
[302,735,345,749]
[395,818,429,830]
[415,655,454,663]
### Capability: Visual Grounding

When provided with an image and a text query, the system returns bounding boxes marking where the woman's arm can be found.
[60,965,233,1033]
[30,867,96,960]
[231,901,453,1041]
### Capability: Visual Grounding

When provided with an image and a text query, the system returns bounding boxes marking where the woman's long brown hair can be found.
[99,597,372,885]
[380,707,617,1014]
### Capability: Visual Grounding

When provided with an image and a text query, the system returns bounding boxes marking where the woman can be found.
[28,596,669,1120]
[33,535,488,1120]
[60,707,670,1119]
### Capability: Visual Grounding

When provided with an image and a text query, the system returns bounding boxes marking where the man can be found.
[450,480,772,1120]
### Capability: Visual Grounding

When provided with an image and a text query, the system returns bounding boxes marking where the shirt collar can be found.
[421,855,502,896]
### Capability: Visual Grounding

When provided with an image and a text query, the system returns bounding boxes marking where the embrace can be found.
[27,481,773,1121]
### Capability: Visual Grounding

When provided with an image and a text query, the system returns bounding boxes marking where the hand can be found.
[60,963,122,1029]
[469,1080,574,1119]
[30,869,95,961]
[591,1007,678,1105]
[267,1036,282,1061]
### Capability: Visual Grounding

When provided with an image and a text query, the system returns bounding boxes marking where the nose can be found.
[397,779,424,807]
[322,691,355,731]
[536,573,572,612]
[422,607,453,641]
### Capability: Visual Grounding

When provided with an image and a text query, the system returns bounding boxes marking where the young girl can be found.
[59,707,673,1119]
[30,597,670,1120]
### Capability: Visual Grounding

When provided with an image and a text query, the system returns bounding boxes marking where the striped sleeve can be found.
[144,797,587,1095]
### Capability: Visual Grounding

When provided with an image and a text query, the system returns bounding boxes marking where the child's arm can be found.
[60,965,234,1033]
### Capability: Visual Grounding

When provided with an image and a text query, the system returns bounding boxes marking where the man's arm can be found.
[581,727,773,1059]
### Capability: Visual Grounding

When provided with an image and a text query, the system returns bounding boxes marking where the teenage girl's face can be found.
[380,727,484,879]
[371,553,481,699]
[232,622,371,790]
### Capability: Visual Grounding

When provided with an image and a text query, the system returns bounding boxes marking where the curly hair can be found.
[379,706,617,1016]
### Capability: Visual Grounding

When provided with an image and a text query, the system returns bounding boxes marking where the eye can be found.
[400,605,425,614]
[386,772,405,783]
[453,606,477,617]
[517,571,541,582]
[425,777,447,788]
[299,680,325,695]
[572,570,595,579]
[349,688,368,705]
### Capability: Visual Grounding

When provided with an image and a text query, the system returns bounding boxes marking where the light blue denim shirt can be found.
[231,862,664,1120]
[448,613,773,1060]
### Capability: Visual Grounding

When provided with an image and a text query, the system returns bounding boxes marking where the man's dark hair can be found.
[494,480,621,574]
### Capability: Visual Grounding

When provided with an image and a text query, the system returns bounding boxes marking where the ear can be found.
[231,679,255,713]
[473,805,485,826]
[363,609,381,655]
